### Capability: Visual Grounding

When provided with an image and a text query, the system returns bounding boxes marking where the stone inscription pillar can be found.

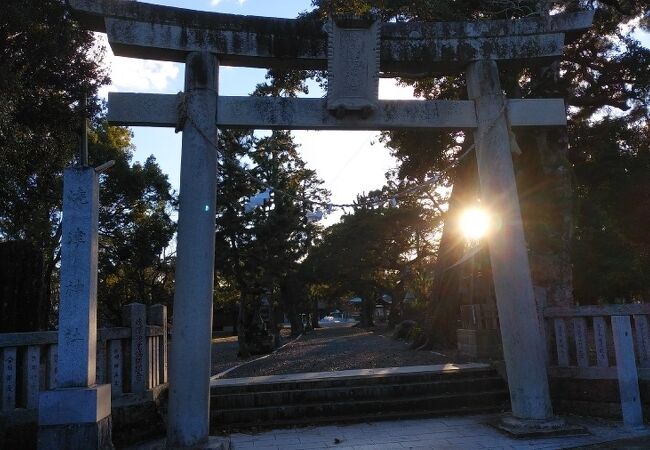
[123,303,149,394]
[167,51,219,448]
[466,60,553,420]
[38,167,113,450]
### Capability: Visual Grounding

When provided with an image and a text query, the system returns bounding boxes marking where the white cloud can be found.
[378,78,418,100]
[94,33,181,98]
[110,58,180,92]
[210,0,247,7]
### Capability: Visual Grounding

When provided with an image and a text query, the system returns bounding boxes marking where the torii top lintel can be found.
[68,0,593,76]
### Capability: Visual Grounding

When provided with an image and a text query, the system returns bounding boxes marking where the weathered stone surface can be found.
[551,377,650,420]
[38,385,113,449]
[456,329,502,359]
[38,415,113,450]
[326,16,380,115]
[382,11,594,40]
[490,414,587,438]
[111,397,167,448]
[104,18,566,72]
[107,93,566,130]
[38,384,111,426]
[105,18,325,69]
[69,0,593,40]
[381,33,565,74]
[1,347,17,412]
[68,0,593,74]
[167,51,219,448]
[58,167,99,388]
[122,303,149,394]
[611,316,644,426]
[467,59,553,421]
[545,304,650,317]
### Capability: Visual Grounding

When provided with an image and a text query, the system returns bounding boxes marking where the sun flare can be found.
[460,207,490,240]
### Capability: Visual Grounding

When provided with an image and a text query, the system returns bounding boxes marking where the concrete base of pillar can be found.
[38,416,113,450]
[38,384,113,450]
[489,414,588,438]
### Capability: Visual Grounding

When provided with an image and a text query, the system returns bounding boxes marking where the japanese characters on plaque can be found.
[327,14,380,118]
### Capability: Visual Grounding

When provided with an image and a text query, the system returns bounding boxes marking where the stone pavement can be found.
[227,414,650,450]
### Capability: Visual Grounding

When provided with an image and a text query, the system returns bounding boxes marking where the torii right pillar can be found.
[467,59,561,432]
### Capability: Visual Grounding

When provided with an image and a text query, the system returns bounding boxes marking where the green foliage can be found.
[301,194,438,311]
[0,0,108,244]
[0,0,109,326]
[89,124,177,324]
[570,118,650,302]
[408,323,423,342]
[214,127,329,331]
[0,0,176,327]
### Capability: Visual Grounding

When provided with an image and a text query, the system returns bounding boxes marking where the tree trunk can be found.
[237,294,251,358]
[311,297,321,329]
[38,251,54,330]
[360,295,375,328]
[508,59,575,309]
[280,282,303,336]
[426,153,479,347]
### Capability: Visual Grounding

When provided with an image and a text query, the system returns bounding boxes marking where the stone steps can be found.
[212,376,506,409]
[209,364,510,430]
[211,364,496,395]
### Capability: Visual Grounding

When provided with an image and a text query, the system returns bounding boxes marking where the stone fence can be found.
[544,303,650,426]
[0,303,167,426]
[457,304,501,359]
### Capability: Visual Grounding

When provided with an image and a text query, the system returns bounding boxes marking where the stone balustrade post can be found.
[123,303,149,394]
[612,315,644,426]
[148,304,168,384]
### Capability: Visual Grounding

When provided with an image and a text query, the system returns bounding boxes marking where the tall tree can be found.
[214,128,329,347]
[89,123,177,325]
[302,191,438,327]
[0,0,108,328]
[0,0,178,328]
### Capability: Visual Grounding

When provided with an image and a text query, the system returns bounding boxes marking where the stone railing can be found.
[0,303,167,423]
[544,303,650,425]
[457,304,501,359]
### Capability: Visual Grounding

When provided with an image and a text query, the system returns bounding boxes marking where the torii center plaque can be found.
[327,15,380,118]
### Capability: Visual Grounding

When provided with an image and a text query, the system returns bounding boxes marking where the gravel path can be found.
[211,336,249,376]
[210,328,293,376]
[214,324,463,379]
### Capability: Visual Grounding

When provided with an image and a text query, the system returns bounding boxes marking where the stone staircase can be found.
[209,363,509,431]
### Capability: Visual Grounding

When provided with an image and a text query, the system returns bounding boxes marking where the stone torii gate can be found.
[60,1,593,448]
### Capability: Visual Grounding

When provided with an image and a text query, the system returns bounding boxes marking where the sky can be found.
[98,0,414,225]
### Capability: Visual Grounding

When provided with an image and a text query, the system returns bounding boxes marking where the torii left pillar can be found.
[38,167,113,450]
[166,52,228,449]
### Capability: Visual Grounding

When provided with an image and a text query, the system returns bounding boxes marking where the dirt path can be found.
[213,325,463,379]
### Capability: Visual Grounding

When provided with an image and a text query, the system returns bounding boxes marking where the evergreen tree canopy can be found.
[0,0,176,327]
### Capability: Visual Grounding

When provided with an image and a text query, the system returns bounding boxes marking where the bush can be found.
[392,320,416,340]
